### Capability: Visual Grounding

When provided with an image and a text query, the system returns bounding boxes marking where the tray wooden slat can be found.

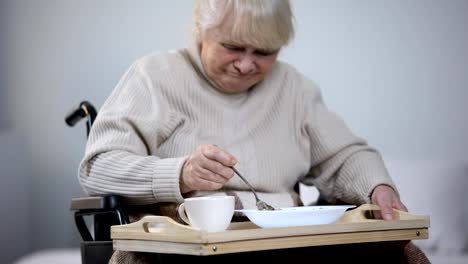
[113,228,428,255]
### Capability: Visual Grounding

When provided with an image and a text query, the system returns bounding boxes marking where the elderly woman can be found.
[79,0,428,263]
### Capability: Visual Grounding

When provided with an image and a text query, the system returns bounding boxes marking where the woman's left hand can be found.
[370,185,408,220]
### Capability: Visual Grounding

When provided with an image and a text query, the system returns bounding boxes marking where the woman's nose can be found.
[233,56,256,75]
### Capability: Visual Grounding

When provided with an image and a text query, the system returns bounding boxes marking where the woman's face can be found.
[199,21,280,94]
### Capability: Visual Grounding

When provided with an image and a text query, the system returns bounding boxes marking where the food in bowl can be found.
[235,205,356,228]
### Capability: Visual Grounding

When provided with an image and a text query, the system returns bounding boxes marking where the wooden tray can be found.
[111,204,430,256]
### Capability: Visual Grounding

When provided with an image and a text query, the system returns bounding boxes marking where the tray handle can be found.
[338,204,428,223]
[112,215,200,236]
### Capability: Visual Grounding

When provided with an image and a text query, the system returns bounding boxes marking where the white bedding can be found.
[13,248,81,264]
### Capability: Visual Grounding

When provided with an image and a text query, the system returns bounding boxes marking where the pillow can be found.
[384,158,468,255]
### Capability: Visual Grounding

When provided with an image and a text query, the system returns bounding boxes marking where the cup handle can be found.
[177,203,191,225]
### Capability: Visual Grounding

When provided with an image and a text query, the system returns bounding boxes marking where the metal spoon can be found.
[231,167,276,210]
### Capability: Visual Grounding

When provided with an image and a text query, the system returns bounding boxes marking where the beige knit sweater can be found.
[78,43,397,210]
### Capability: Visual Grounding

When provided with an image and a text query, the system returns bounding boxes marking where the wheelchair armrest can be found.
[71,195,129,242]
[70,195,125,210]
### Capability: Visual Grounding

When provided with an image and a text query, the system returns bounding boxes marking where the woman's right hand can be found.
[180,144,237,193]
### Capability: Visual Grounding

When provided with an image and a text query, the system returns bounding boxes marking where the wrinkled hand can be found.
[180,144,237,193]
[371,185,408,220]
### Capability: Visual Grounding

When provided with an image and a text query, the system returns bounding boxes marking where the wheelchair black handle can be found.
[65,101,97,127]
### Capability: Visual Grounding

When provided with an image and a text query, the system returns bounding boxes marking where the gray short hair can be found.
[193,0,295,50]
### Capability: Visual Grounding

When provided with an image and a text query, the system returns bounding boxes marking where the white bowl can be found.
[235,205,356,228]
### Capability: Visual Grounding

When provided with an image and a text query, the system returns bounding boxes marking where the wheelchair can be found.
[66,101,129,264]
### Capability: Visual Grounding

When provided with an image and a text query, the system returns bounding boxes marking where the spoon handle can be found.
[231,167,260,200]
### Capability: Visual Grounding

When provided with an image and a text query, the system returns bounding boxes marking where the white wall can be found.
[2,0,467,259]
[0,0,9,131]
[0,133,32,264]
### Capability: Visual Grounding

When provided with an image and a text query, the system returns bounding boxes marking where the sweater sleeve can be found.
[299,77,398,205]
[78,61,186,204]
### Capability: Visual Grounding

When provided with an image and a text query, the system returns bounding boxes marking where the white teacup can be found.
[177,196,235,232]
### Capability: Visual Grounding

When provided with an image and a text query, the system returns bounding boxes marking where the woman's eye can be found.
[222,44,244,52]
[254,50,277,56]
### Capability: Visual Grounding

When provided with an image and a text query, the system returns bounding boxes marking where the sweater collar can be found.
[187,38,221,91]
